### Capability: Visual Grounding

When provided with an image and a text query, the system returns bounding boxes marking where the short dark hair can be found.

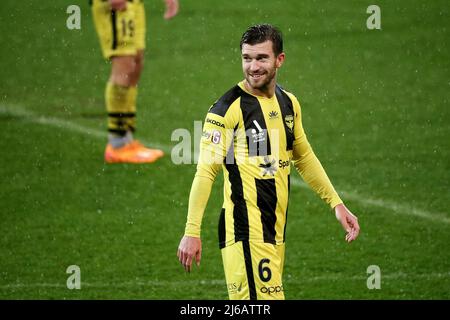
[240,24,283,56]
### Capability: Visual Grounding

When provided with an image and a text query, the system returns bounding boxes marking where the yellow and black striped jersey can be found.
[187,81,342,248]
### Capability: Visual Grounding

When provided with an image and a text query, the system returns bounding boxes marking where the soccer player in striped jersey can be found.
[177,24,360,300]
[91,0,178,163]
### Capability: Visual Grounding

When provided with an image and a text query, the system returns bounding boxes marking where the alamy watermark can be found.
[66,5,380,31]
[367,265,381,289]
[170,121,282,169]
[66,5,81,30]
[66,265,81,290]
[367,5,381,30]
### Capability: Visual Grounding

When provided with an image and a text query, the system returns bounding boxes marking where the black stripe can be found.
[218,208,226,249]
[224,123,239,165]
[240,92,271,157]
[242,241,257,300]
[111,10,118,50]
[224,155,249,243]
[275,85,295,151]
[108,112,136,118]
[283,175,290,242]
[108,128,127,136]
[255,178,277,244]
[209,85,242,117]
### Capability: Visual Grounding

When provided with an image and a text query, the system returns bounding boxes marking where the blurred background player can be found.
[91,0,179,163]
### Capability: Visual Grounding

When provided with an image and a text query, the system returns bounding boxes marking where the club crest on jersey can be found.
[259,156,277,177]
[284,115,294,132]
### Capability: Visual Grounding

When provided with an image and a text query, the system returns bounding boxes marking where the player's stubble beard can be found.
[244,61,278,95]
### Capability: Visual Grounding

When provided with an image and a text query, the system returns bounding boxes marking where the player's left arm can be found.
[289,93,360,242]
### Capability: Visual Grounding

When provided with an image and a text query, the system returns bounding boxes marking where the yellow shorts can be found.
[221,241,285,300]
[91,0,146,59]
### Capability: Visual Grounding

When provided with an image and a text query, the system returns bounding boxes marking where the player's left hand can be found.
[334,203,360,243]
[163,0,179,20]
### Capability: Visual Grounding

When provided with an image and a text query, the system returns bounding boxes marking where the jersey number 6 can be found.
[258,258,272,282]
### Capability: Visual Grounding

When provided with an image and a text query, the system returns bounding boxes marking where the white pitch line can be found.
[1,104,449,225]
[1,271,449,290]
[0,104,170,153]
[290,178,450,225]
[290,271,450,282]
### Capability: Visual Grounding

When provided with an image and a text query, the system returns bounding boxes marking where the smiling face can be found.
[241,40,285,97]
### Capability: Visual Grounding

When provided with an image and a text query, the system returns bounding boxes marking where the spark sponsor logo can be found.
[259,156,277,176]
[279,159,290,169]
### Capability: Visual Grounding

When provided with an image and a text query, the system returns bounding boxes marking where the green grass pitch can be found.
[0,0,449,299]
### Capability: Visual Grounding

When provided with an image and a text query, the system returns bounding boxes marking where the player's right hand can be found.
[177,236,202,273]
[109,0,127,11]
[335,203,360,243]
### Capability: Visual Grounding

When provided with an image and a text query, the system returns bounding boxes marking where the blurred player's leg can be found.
[130,50,145,86]
[91,0,163,163]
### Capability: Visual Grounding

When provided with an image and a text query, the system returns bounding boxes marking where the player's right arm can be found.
[109,0,127,11]
[177,109,234,272]
[177,169,218,273]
